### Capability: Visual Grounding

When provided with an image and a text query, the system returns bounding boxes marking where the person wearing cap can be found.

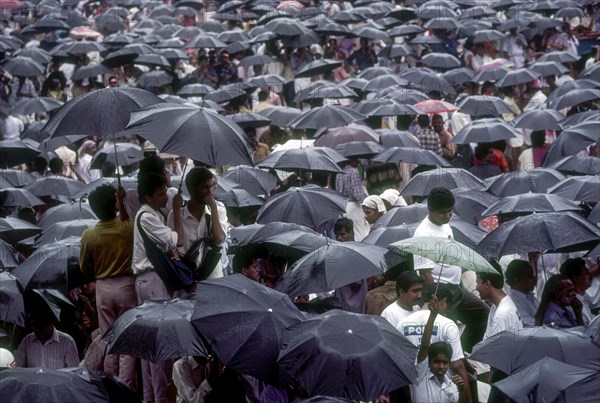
[380,189,407,211]
[73,139,101,184]
[362,195,386,228]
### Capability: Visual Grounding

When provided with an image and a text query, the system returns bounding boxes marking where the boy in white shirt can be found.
[381,271,423,328]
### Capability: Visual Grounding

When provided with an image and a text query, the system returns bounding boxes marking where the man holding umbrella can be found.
[413,187,489,352]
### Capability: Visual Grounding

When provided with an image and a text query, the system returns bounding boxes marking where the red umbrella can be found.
[413,100,459,114]
[0,0,23,10]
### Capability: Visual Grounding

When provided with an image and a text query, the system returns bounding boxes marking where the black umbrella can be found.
[296,83,357,102]
[205,85,246,103]
[547,156,600,176]
[1,56,45,77]
[25,176,85,198]
[258,106,303,127]
[135,70,173,88]
[220,166,278,196]
[246,74,288,88]
[371,147,451,167]
[0,217,41,244]
[457,95,512,116]
[253,229,330,261]
[376,129,421,148]
[0,239,19,270]
[422,52,461,69]
[0,169,34,189]
[11,236,88,291]
[530,60,569,77]
[103,298,206,362]
[334,141,385,159]
[451,118,519,144]
[191,274,306,382]
[0,271,25,326]
[185,33,227,49]
[177,83,214,97]
[399,168,485,197]
[549,80,600,107]
[43,88,164,139]
[101,48,140,68]
[230,112,271,128]
[450,217,488,248]
[281,241,390,296]
[537,51,580,64]
[237,54,276,68]
[289,105,365,129]
[0,367,140,403]
[442,67,475,86]
[548,176,600,202]
[0,188,44,207]
[38,203,97,230]
[550,89,600,111]
[11,97,63,116]
[482,193,583,217]
[34,219,99,246]
[495,68,541,87]
[377,44,411,59]
[256,185,347,227]
[372,203,429,228]
[217,188,264,208]
[90,143,144,169]
[361,75,408,93]
[478,212,600,257]
[133,53,171,68]
[126,103,254,167]
[362,224,418,246]
[277,310,417,401]
[257,148,342,173]
[484,169,566,197]
[0,140,41,168]
[314,124,379,147]
[241,222,316,247]
[399,68,454,95]
[452,188,499,225]
[71,64,112,81]
[512,109,564,130]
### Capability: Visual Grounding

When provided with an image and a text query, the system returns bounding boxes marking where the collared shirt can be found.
[381,301,420,328]
[416,127,443,155]
[16,328,79,369]
[543,301,577,328]
[132,204,178,275]
[167,202,228,279]
[509,288,539,327]
[80,218,134,279]
[335,165,368,203]
[173,356,210,403]
[411,358,459,403]
[413,217,462,285]
[484,295,523,339]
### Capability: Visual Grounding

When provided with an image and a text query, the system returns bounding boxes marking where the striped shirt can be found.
[16,328,79,369]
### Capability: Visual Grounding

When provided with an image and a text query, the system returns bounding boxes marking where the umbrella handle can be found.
[178,160,188,194]
[112,133,121,187]
[434,259,445,297]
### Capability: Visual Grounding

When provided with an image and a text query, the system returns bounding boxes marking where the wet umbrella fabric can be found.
[451,188,499,225]
[34,219,99,246]
[220,166,278,196]
[281,242,390,297]
[216,188,264,208]
[256,185,348,227]
[0,217,41,244]
[11,97,63,116]
[103,298,206,363]
[0,169,35,188]
[481,193,583,217]
[314,124,379,148]
[548,176,600,202]
[0,139,40,167]
[289,105,365,129]
[484,169,566,197]
[43,88,164,139]
[191,274,306,382]
[257,148,342,173]
[478,212,600,257]
[277,310,417,401]
[25,177,85,198]
[0,271,25,326]
[376,129,421,149]
[457,95,512,116]
[372,203,429,228]
[0,239,19,269]
[0,188,44,207]
[258,106,303,127]
[512,109,564,130]
[90,143,144,169]
[547,156,600,176]
[38,203,97,229]
[371,147,451,167]
[362,224,418,247]
[400,168,485,197]
[126,103,254,167]
[450,118,518,144]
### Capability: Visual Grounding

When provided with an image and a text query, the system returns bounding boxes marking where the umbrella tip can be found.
[267,308,273,313]
[347,329,353,334]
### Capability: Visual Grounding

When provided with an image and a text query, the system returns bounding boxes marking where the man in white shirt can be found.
[505,259,539,327]
[560,258,595,325]
[381,271,423,328]
[413,187,489,352]
[3,115,24,140]
[476,270,523,340]
[398,285,473,403]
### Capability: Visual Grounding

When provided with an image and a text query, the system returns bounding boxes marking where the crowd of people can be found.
[1,0,600,401]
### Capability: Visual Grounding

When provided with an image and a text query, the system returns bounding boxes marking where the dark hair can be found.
[422,283,452,303]
[431,114,443,122]
[505,259,531,287]
[396,271,423,297]
[258,91,268,102]
[88,184,117,221]
[427,187,455,212]
[474,143,491,160]
[417,114,430,127]
[428,341,452,362]
[559,258,587,279]
[185,167,215,194]
[334,217,353,234]
[139,155,166,176]
[478,270,504,289]
[535,274,570,326]
[138,172,167,204]
[531,131,546,148]
[48,157,64,174]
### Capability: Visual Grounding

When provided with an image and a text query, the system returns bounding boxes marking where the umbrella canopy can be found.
[494,357,596,403]
[362,224,418,246]
[217,188,264,208]
[103,298,206,363]
[1,56,45,77]
[43,88,164,139]
[220,166,278,196]
[548,176,600,202]
[277,310,417,401]
[135,70,173,88]
[372,203,429,228]
[495,67,541,87]
[314,124,379,148]
[11,237,88,292]
[34,219,99,246]
[481,193,583,217]
[0,271,25,326]
[258,106,303,127]
[391,236,498,273]
[0,217,41,244]
[548,156,600,176]
[177,83,214,97]
[0,169,35,188]
[257,148,343,173]
[544,122,600,164]
[452,188,499,225]
[421,52,461,69]
[90,143,144,169]
[451,118,519,144]
[230,112,271,128]
[289,105,365,130]
[334,141,385,159]
[0,140,41,168]
[191,274,306,382]
[281,241,390,296]
[25,177,85,198]
[296,59,343,78]
[549,89,600,111]
[0,188,44,207]
[256,185,348,227]
[371,147,451,167]
[11,97,63,116]
[376,129,421,148]
[126,103,254,167]
[457,95,512,116]
[399,168,485,197]
[512,109,564,130]
[0,367,140,403]
[0,239,19,270]
[478,212,600,257]
[38,203,97,230]
[484,169,566,197]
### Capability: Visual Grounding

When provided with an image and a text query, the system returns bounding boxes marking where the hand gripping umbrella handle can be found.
[112,134,121,188]
[434,260,445,297]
